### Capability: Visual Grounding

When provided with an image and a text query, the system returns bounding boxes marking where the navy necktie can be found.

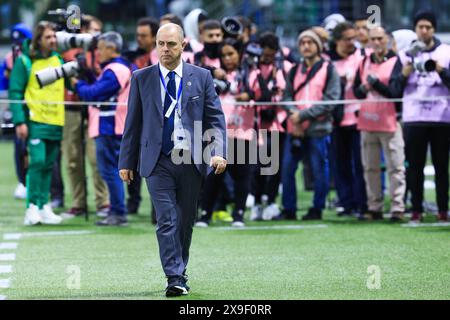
[162,71,176,155]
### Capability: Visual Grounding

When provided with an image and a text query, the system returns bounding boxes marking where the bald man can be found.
[118,23,227,297]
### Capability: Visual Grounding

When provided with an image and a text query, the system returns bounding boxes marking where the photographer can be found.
[72,32,132,226]
[353,25,405,221]
[281,30,340,221]
[61,15,110,219]
[9,21,66,225]
[390,10,450,223]
[196,38,252,228]
[246,32,289,221]
[194,19,224,73]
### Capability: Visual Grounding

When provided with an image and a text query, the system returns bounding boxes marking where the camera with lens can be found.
[405,40,437,73]
[413,59,436,73]
[243,42,263,69]
[213,78,231,95]
[56,31,96,52]
[221,16,243,39]
[35,60,79,88]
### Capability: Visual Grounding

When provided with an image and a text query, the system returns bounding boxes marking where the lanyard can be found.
[159,69,183,118]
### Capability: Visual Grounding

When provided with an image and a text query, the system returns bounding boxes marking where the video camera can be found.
[405,40,437,73]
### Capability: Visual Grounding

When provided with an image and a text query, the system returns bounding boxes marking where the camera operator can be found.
[281,30,341,221]
[390,10,450,223]
[194,19,225,75]
[245,32,289,221]
[328,21,368,218]
[196,38,253,228]
[72,32,132,226]
[9,21,67,225]
[353,25,405,222]
[61,15,110,219]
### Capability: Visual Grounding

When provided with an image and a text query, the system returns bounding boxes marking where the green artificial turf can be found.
[0,140,449,300]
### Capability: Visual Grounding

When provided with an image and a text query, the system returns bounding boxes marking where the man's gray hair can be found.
[98,31,123,52]
[156,23,185,42]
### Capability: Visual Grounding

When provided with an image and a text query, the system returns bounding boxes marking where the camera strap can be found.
[292,59,325,97]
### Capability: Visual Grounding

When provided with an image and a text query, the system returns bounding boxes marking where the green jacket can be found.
[8,39,66,140]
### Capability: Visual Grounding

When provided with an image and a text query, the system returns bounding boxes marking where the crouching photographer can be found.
[71,31,132,226]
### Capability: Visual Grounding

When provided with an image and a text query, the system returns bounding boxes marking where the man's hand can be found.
[402,63,414,78]
[435,61,444,74]
[235,92,250,102]
[70,77,79,88]
[289,111,301,124]
[119,169,134,184]
[15,123,28,140]
[210,156,227,175]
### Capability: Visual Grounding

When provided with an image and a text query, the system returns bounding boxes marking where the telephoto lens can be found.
[414,59,436,73]
[35,61,79,88]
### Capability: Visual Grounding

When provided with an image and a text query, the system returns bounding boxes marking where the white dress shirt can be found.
[159,61,189,151]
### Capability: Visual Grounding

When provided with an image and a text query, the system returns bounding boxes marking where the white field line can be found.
[0,254,16,261]
[401,222,450,228]
[0,279,11,289]
[3,230,93,240]
[0,243,18,250]
[214,224,329,231]
[0,266,13,274]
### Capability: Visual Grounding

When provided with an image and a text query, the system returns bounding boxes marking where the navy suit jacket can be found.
[118,61,227,178]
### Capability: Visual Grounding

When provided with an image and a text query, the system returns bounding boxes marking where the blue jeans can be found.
[95,135,125,216]
[331,126,367,212]
[282,134,330,211]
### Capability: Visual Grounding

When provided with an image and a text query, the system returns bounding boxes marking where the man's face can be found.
[336,28,356,55]
[156,27,185,67]
[39,28,57,53]
[369,27,388,55]
[97,40,115,63]
[355,19,369,44]
[299,37,318,59]
[260,47,277,65]
[136,25,155,51]
[415,20,434,44]
[88,21,102,36]
[201,28,223,44]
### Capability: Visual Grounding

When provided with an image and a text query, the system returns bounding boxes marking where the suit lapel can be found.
[181,61,193,116]
[148,65,163,122]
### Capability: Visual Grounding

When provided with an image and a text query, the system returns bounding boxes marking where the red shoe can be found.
[410,212,423,224]
[438,212,448,222]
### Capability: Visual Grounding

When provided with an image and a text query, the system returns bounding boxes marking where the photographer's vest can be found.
[287,61,329,134]
[398,43,450,123]
[333,49,365,127]
[221,70,255,141]
[357,55,398,132]
[24,55,65,126]
[248,64,287,132]
[88,62,131,138]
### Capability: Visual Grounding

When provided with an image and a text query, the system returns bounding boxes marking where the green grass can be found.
[0,140,449,300]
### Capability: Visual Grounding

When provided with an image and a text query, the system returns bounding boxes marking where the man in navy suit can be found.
[118,23,227,297]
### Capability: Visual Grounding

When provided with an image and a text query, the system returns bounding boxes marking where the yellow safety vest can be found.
[24,55,65,126]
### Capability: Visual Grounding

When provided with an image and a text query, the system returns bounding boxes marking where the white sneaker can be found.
[246,194,255,208]
[14,183,27,200]
[195,221,209,228]
[250,205,263,221]
[231,221,245,228]
[262,203,280,221]
[24,204,42,226]
[40,204,63,224]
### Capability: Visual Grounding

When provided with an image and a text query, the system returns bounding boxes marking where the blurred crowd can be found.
[2,7,450,227]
